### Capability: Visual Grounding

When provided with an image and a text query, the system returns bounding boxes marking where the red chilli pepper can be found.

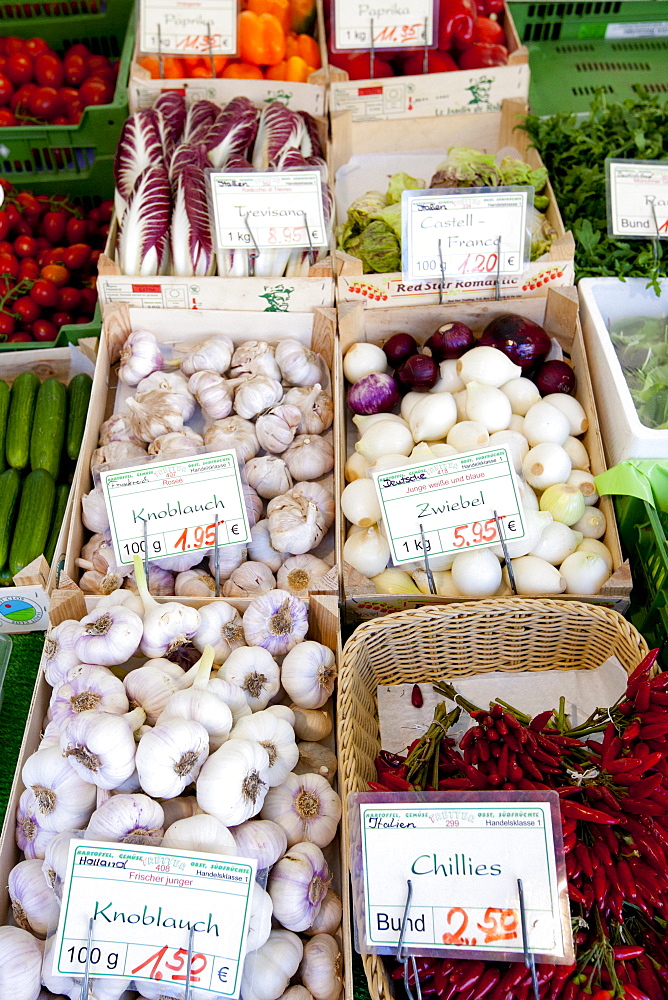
[412,684,424,708]
[614,946,645,960]
[471,969,501,1000]
[560,800,618,824]
[383,772,413,791]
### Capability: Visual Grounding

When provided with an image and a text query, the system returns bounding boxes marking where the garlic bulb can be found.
[267,841,330,932]
[38,718,61,751]
[284,384,333,435]
[42,620,81,687]
[188,370,234,420]
[267,482,335,555]
[204,416,259,463]
[233,374,283,420]
[266,704,295,725]
[15,789,56,859]
[306,888,342,935]
[240,930,303,1000]
[175,568,217,597]
[231,711,298,786]
[207,677,253,725]
[149,429,204,458]
[243,590,309,655]
[8,859,60,937]
[85,793,165,842]
[124,563,176,595]
[244,482,263,527]
[294,743,337,785]
[136,370,195,421]
[256,405,302,453]
[96,588,145,615]
[261,772,341,848]
[197,738,271,826]
[127,390,185,442]
[72,606,143,666]
[223,562,277,597]
[280,988,314,1000]
[80,569,126,596]
[159,653,233,749]
[299,934,343,1000]
[343,524,390,578]
[249,520,287,574]
[125,657,201,725]
[221,646,281,710]
[161,795,199,828]
[60,707,145,789]
[119,329,166,386]
[90,439,147,473]
[136,717,209,798]
[50,664,128,726]
[246,456,293,499]
[99,412,143,446]
[230,340,281,380]
[193,601,245,663]
[180,336,234,376]
[277,555,330,596]
[153,549,205,573]
[289,706,332,742]
[82,484,110,533]
[207,542,248,581]
[281,642,336,710]
[43,829,77,895]
[276,340,324,386]
[21,745,97,831]
[0,926,43,1000]
[282,436,334,481]
[134,557,201,658]
[248,882,274,953]
[162,812,236,854]
[230,819,287,869]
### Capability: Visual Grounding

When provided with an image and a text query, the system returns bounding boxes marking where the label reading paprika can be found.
[332,0,437,50]
[140,0,238,57]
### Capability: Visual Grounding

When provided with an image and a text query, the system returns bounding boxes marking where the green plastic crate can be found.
[0,0,134,178]
[509,2,667,43]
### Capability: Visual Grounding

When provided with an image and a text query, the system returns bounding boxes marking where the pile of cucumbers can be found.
[0,370,92,583]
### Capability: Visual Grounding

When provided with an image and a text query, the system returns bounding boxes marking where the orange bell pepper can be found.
[265,55,315,81]
[162,56,186,78]
[138,55,160,79]
[246,0,291,34]
[239,10,286,66]
[289,0,316,34]
[222,60,265,79]
[182,55,228,77]
[284,32,320,68]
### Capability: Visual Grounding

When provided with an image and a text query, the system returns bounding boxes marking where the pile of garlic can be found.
[341,336,615,598]
[79,332,336,600]
[3,577,343,1000]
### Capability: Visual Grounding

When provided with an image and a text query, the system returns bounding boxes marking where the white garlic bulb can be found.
[230,710,299,786]
[160,795,199,828]
[223,562,277,598]
[136,370,195,421]
[248,520,287,574]
[299,934,343,1000]
[42,620,81,688]
[188,370,235,420]
[126,389,185,442]
[90,439,147,474]
[159,677,233,752]
[180,336,234,376]
[136,717,210,798]
[197,738,271,826]
[275,340,324,386]
[99,412,143,446]
[267,841,330,932]
[43,829,78,896]
[162,812,236,854]
[81,484,110,533]
[230,341,281,380]
[149,428,204,458]
[230,818,287,869]
[243,590,309,656]
[192,601,245,663]
[261,772,341,848]
[248,882,274,953]
[204,416,259,463]
[21,744,97,831]
[124,657,201,725]
[280,642,336,710]
[256,404,302,453]
[267,482,335,555]
[175,567,217,597]
[0,925,43,1000]
[233,375,284,420]
[207,676,253,725]
[119,329,166,386]
[282,436,334,481]
[220,646,281,711]
[277,555,330,596]
[60,707,145,790]
[72,606,143,666]
[50,664,128,727]
[283,384,333,435]
[85,793,165,842]
[245,456,293,500]
[207,542,248,582]
[8,859,60,937]
[240,930,303,1000]
[306,888,342,935]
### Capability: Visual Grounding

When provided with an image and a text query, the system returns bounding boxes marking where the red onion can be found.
[347,372,401,414]
[425,322,474,361]
[535,360,576,395]
[383,332,419,368]
[395,353,439,391]
[479,314,551,371]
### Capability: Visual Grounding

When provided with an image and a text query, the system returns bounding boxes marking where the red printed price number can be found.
[373,22,423,45]
[451,516,517,549]
[441,907,519,947]
[176,33,223,52]
[173,518,224,552]
[267,226,308,245]
[131,945,208,983]
[457,253,501,274]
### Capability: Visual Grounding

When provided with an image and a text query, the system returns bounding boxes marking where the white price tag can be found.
[606,159,668,239]
[51,841,256,997]
[100,450,251,568]
[401,187,531,284]
[332,0,436,50]
[371,446,525,566]
[209,171,328,250]
[350,793,571,961]
[139,0,237,56]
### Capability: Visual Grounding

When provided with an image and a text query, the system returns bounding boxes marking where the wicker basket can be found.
[337,598,649,1000]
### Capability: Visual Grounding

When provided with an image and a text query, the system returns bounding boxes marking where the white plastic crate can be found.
[578,277,668,466]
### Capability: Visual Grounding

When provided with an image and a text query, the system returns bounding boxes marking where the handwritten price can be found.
[451,517,517,549]
[373,22,424,45]
[173,518,226,552]
[175,33,224,52]
[442,906,519,947]
[131,944,207,983]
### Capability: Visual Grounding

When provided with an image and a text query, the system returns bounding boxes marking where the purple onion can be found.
[347,372,401,414]
[383,332,419,368]
[535,360,576,395]
[395,353,439,391]
[479,314,551,371]
[425,322,474,361]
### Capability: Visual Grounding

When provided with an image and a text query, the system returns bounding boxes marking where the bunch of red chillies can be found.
[371,649,668,1000]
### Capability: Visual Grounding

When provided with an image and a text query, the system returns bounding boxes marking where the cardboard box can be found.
[328,2,529,122]
[63,304,340,601]
[331,97,575,307]
[336,286,632,623]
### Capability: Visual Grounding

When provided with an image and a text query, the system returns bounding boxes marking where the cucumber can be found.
[44,483,70,568]
[9,468,56,577]
[0,468,21,572]
[30,378,67,479]
[66,373,93,462]
[0,380,10,473]
[6,371,40,471]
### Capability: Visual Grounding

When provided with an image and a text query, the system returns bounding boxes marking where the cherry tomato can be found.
[63,53,88,87]
[13,234,39,258]
[13,218,32,237]
[78,286,97,314]
[28,85,61,121]
[65,43,91,60]
[473,16,506,44]
[52,115,70,125]
[87,54,111,72]
[24,38,53,59]
[78,76,112,107]
[0,73,13,106]
[12,295,40,323]
[65,216,89,244]
[0,241,12,256]
[57,285,81,311]
[40,210,65,243]
[31,318,58,342]
[34,52,64,88]
[16,191,41,218]
[3,203,20,228]
[0,311,15,337]
[0,253,19,278]
[67,109,83,126]
[58,86,82,115]
[5,54,33,86]
[61,243,90,270]
[51,311,73,328]
[6,331,33,343]
[0,211,9,241]
[29,278,59,307]
[41,263,69,286]
[0,179,11,192]
[17,258,39,281]
[0,107,17,126]
[89,248,102,268]
[3,38,26,57]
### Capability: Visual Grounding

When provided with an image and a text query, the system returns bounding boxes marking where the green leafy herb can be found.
[609,315,668,429]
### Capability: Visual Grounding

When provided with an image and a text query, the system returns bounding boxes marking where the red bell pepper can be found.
[328,51,394,78]
[473,16,506,45]
[458,41,508,68]
[400,49,458,74]
[438,0,476,50]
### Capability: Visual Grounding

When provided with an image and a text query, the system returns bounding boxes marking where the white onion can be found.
[508,556,566,595]
[500,377,541,416]
[539,483,586,526]
[341,479,381,528]
[522,443,571,491]
[572,506,607,539]
[543,393,588,436]
[563,435,590,471]
[451,549,501,597]
[577,538,613,572]
[465,382,512,432]
[567,470,599,506]
[523,400,570,447]
[343,342,388,383]
[530,522,583,565]
[560,551,610,595]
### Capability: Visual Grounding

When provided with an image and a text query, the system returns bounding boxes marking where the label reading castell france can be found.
[332,0,437,50]
[606,159,668,239]
[139,0,237,56]
[51,841,256,997]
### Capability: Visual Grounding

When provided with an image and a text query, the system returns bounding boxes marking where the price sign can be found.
[139,0,237,56]
[606,159,668,239]
[331,0,436,50]
[349,792,572,962]
[50,841,256,997]
[371,446,525,566]
[209,171,328,251]
[401,187,531,283]
[99,450,251,568]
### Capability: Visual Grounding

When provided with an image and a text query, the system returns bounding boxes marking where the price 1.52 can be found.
[131,944,208,983]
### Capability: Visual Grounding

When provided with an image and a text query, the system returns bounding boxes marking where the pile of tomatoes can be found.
[0,35,119,126]
[0,180,112,342]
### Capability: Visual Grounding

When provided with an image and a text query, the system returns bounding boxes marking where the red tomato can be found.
[51,311,73,328]
[12,295,40,323]
[34,52,64,88]
[58,86,81,113]
[6,331,33,342]
[0,73,13,106]
[67,109,83,126]
[29,277,59,307]
[24,38,53,59]
[61,243,91,270]
[5,53,33,86]
[10,82,37,114]
[17,258,40,281]
[78,76,112,107]
[78,286,97,314]
[0,254,19,278]
[87,54,111,72]
[41,263,69,286]
[41,209,68,243]
[3,203,20,228]
[28,85,62,121]
[63,53,88,87]
[473,16,506,44]
[3,38,26,57]
[65,43,91,60]
[89,248,102,267]
[0,312,15,337]
[52,115,70,125]
[0,211,9,241]
[57,285,81,311]
[13,234,39,258]
[65,216,89,243]
[0,107,17,126]
[31,318,58,342]
[16,191,40,218]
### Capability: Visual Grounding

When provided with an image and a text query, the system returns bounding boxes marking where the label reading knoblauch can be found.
[371,446,525,565]
[606,159,668,239]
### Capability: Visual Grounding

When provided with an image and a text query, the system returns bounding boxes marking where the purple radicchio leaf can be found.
[182,99,219,144]
[299,111,323,159]
[269,146,308,171]
[114,109,165,218]
[252,102,304,172]
[118,165,172,276]
[171,160,214,277]
[204,97,259,169]
[223,154,255,172]
[169,142,207,184]
[154,91,187,154]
